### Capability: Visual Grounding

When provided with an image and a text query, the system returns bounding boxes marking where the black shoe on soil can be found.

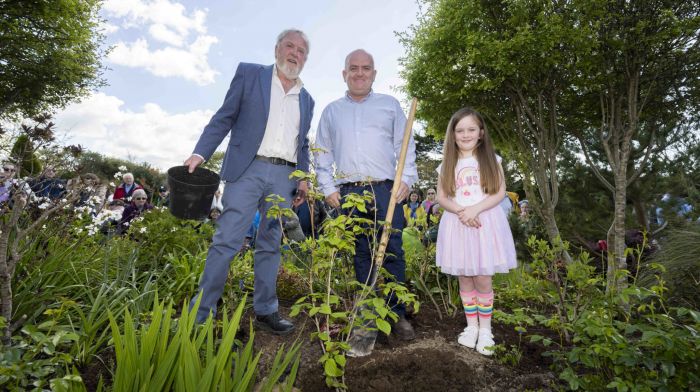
[254,312,295,335]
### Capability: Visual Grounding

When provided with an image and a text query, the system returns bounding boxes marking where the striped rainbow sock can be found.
[460,290,478,328]
[477,290,494,330]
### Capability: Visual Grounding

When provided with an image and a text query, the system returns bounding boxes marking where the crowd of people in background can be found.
[0,156,540,242]
[0,161,170,235]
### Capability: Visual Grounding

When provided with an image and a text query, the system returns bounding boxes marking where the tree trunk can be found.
[607,181,629,291]
[541,203,572,264]
[0,227,13,345]
[632,196,648,232]
[0,208,20,344]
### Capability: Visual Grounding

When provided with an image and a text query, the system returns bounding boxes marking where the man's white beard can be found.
[277,59,301,80]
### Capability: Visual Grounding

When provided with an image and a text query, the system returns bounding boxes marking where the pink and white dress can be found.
[436,156,517,276]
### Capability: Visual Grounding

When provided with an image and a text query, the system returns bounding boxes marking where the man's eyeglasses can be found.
[3,167,16,172]
[427,192,435,195]
[134,197,147,201]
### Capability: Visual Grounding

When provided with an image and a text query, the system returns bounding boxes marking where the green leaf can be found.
[376,318,391,335]
[324,358,343,377]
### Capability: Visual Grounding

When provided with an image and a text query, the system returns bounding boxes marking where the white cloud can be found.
[54,93,214,171]
[148,23,184,47]
[103,0,206,36]
[109,36,218,85]
[102,0,217,85]
[100,21,120,34]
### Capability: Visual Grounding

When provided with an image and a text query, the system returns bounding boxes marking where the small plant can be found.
[0,316,87,390]
[281,175,419,389]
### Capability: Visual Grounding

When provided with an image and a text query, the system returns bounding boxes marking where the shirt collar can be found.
[344,89,374,103]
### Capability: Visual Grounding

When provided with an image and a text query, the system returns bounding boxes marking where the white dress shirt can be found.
[257,65,302,163]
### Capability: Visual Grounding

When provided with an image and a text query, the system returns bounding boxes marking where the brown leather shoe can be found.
[393,317,416,341]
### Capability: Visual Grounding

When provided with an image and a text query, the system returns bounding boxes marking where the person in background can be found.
[403,190,425,221]
[113,172,143,202]
[118,188,153,233]
[207,207,222,222]
[424,203,443,244]
[242,210,261,251]
[422,188,437,213]
[154,185,170,207]
[210,188,224,212]
[428,203,442,226]
[31,166,66,201]
[0,162,33,209]
[499,194,513,215]
[518,199,530,220]
[293,196,328,238]
[75,173,108,215]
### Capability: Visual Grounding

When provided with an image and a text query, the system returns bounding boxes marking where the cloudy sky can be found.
[53,0,423,171]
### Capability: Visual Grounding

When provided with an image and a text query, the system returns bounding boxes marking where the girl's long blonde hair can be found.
[440,107,501,197]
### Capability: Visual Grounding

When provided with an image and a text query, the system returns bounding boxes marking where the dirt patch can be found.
[249,303,558,391]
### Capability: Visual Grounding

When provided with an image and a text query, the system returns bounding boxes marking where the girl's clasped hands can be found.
[457,206,481,228]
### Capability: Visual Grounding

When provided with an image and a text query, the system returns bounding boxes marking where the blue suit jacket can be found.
[193,63,314,182]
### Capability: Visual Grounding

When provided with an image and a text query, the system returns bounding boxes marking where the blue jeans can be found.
[340,181,407,317]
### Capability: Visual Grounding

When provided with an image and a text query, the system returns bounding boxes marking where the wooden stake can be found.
[373,97,418,271]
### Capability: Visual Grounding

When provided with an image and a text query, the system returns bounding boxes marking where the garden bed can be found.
[247,302,558,391]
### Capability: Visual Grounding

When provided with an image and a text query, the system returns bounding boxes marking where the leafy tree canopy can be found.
[0,0,107,120]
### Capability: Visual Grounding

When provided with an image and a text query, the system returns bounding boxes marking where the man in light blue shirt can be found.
[314,49,418,340]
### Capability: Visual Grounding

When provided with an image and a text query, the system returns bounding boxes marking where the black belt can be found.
[255,155,296,167]
[340,180,392,188]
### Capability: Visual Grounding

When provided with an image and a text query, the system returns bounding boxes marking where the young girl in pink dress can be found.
[435,107,517,355]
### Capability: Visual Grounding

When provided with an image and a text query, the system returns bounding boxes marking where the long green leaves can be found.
[108,294,301,391]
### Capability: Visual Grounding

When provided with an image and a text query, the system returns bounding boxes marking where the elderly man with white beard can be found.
[184,29,315,334]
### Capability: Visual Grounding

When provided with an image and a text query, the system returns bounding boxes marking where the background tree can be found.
[201,151,225,175]
[399,0,594,262]
[570,0,700,288]
[401,0,700,276]
[413,132,442,190]
[0,0,107,120]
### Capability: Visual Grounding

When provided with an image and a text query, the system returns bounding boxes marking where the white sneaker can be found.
[457,326,478,348]
[476,328,495,356]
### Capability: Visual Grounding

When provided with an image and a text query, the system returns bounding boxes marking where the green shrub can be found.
[645,225,700,308]
[511,238,700,391]
[0,317,87,391]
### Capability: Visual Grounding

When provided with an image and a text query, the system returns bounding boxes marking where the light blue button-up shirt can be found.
[314,91,418,197]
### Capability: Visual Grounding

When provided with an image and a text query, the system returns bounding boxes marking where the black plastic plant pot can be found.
[167,165,220,220]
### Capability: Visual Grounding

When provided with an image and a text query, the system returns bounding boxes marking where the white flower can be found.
[109,182,115,187]
[42,225,46,229]
[139,227,147,234]
[113,172,122,179]
[170,227,177,232]
[118,166,127,171]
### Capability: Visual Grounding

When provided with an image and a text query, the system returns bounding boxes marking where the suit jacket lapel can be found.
[299,90,308,136]
[259,65,273,118]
